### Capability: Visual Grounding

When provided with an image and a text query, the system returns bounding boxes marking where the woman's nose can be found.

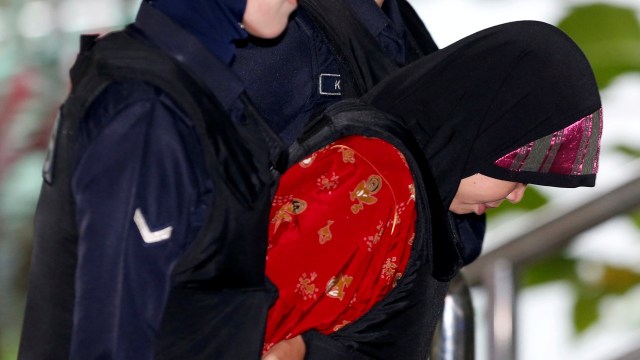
[506,183,527,204]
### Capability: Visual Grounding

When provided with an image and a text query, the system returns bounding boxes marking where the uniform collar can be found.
[345,0,405,41]
[132,2,244,111]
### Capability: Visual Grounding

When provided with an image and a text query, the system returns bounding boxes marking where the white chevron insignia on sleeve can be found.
[133,208,173,244]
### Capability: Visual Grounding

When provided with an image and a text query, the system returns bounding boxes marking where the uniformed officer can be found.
[19,1,297,359]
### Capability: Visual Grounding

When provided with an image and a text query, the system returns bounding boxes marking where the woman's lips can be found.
[475,204,487,215]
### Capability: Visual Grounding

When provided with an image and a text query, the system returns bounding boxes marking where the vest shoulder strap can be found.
[51,30,264,187]
[300,0,399,97]
[71,29,228,136]
[396,0,440,61]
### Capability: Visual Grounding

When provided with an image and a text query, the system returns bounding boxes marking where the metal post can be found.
[485,259,517,360]
[431,274,475,360]
[611,346,640,360]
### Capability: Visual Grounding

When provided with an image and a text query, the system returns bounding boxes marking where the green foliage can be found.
[615,144,640,158]
[558,3,640,89]
[630,209,640,229]
[573,287,604,333]
[572,264,640,333]
[487,186,548,219]
[599,264,640,294]
[521,254,578,287]
[523,256,640,334]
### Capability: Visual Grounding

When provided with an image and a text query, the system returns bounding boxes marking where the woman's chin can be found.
[474,204,487,215]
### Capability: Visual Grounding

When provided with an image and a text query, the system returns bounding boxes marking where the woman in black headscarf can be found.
[265,20,602,359]
[364,20,601,208]
[365,19,602,281]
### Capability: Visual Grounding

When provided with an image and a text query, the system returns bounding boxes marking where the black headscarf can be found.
[362,21,602,208]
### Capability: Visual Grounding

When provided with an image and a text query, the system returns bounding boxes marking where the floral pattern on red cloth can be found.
[263,136,417,352]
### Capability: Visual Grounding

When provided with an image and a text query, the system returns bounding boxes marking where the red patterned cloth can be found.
[263,135,417,351]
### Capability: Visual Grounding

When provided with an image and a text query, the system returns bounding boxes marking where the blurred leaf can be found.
[630,209,640,229]
[599,264,640,294]
[570,262,640,333]
[521,254,578,287]
[614,144,640,158]
[487,186,548,219]
[558,3,640,89]
[572,288,603,334]
[523,256,640,334]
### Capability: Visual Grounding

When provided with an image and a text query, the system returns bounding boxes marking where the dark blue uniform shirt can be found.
[347,0,409,66]
[233,0,409,145]
[70,3,246,358]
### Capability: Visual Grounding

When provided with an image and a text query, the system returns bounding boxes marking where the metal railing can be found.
[431,274,475,360]
[612,347,640,360]
[433,160,640,360]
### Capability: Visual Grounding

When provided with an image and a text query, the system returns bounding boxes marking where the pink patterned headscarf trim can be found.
[494,108,603,176]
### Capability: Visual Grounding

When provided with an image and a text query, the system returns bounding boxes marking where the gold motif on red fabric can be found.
[299,154,318,168]
[333,320,351,332]
[350,175,382,214]
[326,273,353,301]
[364,221,385,251]
[393,273,403,288]
[395,203,407,226]
[318,220,334,244]
[381,257,398,282]
[317,172,339,190]
[296,272,320,300]
[339,147,356,163]
[397,150,409,168]
[272,198,307,233]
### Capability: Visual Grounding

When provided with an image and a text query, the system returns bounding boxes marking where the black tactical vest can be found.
[287,99,457,360]
[19,30,286,359]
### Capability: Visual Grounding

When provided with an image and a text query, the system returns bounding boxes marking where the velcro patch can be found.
[319,73,342,96]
